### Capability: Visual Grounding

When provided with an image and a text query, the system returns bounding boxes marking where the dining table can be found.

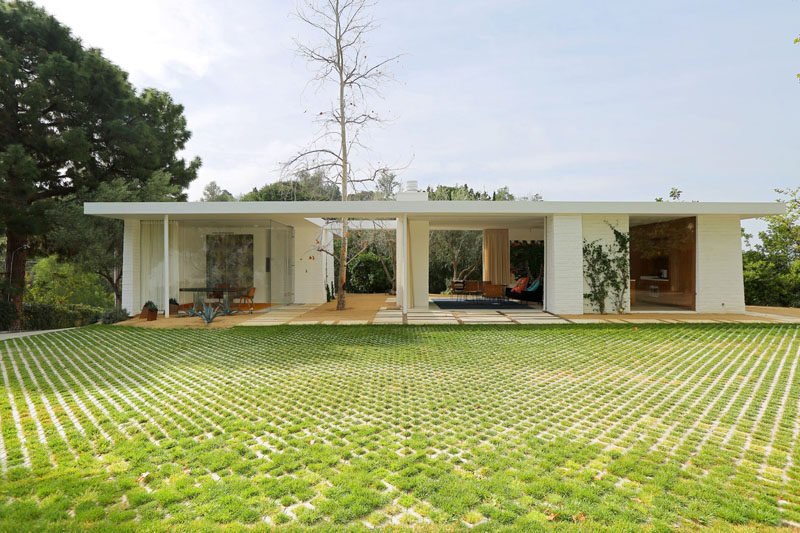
[178,286,242,310]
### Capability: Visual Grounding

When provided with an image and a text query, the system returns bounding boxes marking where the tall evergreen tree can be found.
[0,2,199,319]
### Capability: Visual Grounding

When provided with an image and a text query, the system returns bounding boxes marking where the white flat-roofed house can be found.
[84,189,783,317]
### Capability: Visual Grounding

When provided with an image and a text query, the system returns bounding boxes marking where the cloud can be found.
[30,0,800,207]
[35,0,235,88]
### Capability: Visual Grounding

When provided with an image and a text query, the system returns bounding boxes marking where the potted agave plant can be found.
[142,300,158,321]
[169,298,179,316]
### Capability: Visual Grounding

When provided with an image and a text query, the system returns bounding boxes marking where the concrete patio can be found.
[240,294,568,326]
[237,294,800,327]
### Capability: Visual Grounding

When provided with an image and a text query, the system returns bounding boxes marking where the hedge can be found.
[20,302,102,331]
[0,300,17,330]
[101,307,130,324]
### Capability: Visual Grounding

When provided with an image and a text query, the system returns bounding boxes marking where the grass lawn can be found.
[1,324,799,531]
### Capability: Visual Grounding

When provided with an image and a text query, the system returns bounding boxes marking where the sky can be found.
[35,0,799,213]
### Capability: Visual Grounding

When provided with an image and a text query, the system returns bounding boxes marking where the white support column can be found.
[163,214,170,317]
[401,215,410,314]
[407,219,429,309]
[544,214,584,315]
[695,215,745,313]
[122,219,140,313]
[543,216,548,311]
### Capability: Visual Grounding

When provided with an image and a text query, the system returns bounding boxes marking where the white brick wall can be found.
[293,224,326,304]
[544,215,584,314]
[582,214,630,313]
[395,216,407,312]
[121,219,140,313]
[695,215,745,313]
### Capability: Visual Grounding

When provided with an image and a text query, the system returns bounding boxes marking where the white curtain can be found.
[140,221,178,309]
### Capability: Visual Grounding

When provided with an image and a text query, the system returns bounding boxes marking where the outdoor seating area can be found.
[448,276,543,305]
[134,285,266,327]
[449,280,521,301]
[178,284,258,313]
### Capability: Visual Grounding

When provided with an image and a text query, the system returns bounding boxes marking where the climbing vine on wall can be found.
[583,224,630,314]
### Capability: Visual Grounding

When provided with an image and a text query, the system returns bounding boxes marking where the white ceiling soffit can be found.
[84,200,785,221]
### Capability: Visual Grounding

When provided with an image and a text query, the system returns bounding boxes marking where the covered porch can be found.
[118,214,332,317]
[393,214,546,313]
[85,197,782,319]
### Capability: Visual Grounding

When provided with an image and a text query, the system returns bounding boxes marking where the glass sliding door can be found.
[269,221,295,304]
[176,220,269,307]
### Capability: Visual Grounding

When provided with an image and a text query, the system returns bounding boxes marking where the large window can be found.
[630,217,696,310]
[206,234,254,289]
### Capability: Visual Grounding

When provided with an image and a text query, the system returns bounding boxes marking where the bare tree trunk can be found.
[336,1,348,311]
[337,218,348,309]
[291,0,399,311]
[378,255,395,294]
[99,270,123,309]
[5,230,28,330]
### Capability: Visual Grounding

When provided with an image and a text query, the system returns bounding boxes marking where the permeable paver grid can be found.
[1,324,799,530]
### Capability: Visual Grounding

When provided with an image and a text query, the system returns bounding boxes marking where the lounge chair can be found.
[506,276,543,302]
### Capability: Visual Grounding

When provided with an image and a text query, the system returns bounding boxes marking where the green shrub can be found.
[0,300,18,330]
[743,251,800,307]
[101,307,130,324]
[26,256,114,308]
[187,303,220,324]
[345,252,391,294]
[20,303,102,331]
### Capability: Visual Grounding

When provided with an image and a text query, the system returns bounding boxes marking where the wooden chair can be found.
[482,283,506,300]
[464,280,484,300]
[235,287,256,313]
[450,280,466,300]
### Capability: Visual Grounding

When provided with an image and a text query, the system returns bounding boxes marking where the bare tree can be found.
[286,0,399,310]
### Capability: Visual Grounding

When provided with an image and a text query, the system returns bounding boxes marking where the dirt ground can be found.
[746,305,800,318]
[289,293,393,323]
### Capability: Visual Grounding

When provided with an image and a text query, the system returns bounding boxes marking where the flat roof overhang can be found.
[84,200,785,226]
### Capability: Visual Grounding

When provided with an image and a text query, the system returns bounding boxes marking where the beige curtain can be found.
[483,229,511,285]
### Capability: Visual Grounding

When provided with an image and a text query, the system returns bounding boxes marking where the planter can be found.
[169,304,179,316]
[141,305,158,321]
